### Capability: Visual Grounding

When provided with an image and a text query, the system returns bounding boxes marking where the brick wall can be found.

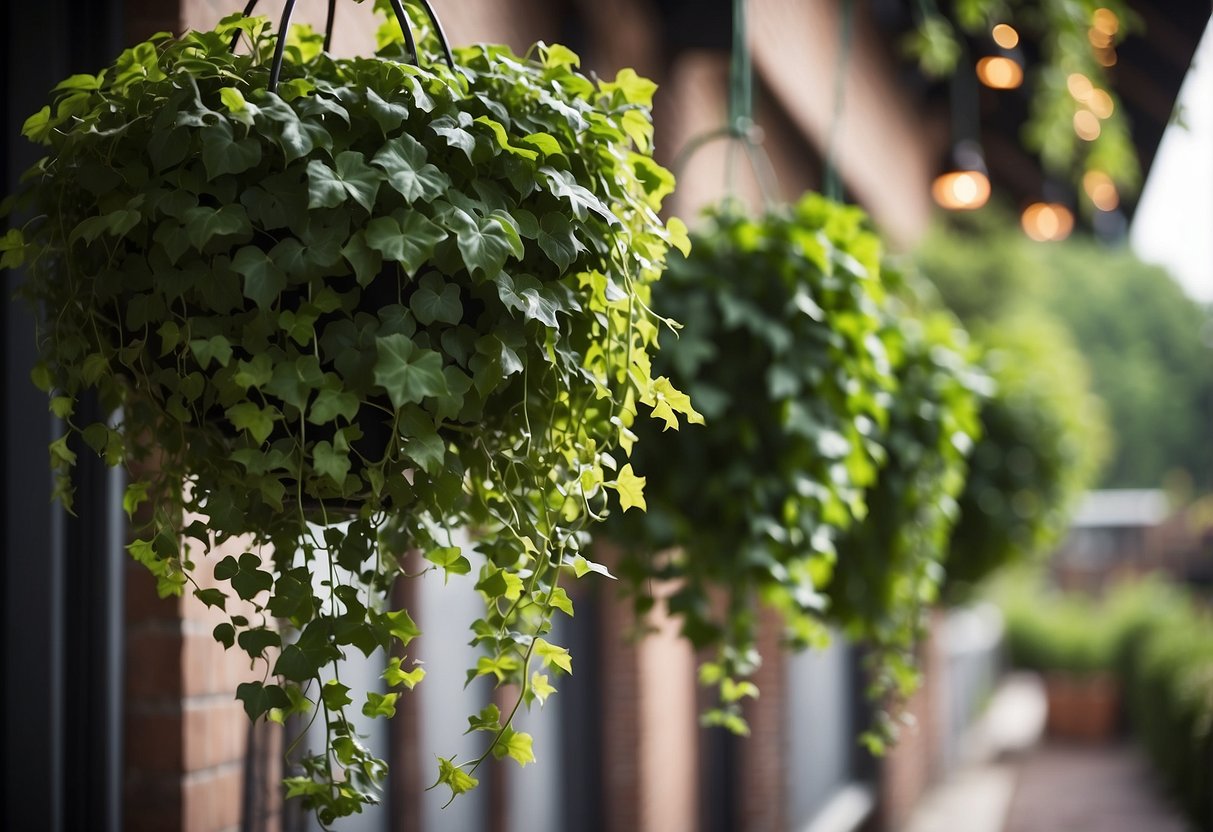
[879,610,949,832]
[125,528,284,832]
[739,607,788,832]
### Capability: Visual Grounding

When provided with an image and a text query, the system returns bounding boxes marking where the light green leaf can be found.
[613,463,647,512]
[424,546,471,581]
[533,638,572,675]
[493,728,536,766]
[383,608,421,647]
[362,691,399,718]
[434,757,479,797]
[530,672,557,705]
[383,657,426,689]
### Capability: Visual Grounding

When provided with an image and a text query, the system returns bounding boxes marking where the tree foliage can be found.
[919,211,1212,492]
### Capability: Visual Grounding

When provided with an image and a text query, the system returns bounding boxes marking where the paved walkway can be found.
[1004,742,1188,832]
[904,674,1192,832]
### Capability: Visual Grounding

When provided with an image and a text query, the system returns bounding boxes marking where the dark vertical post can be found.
[2,0,124,829]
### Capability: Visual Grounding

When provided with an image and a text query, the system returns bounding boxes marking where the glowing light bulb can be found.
[1067,73,1094,101]
[1021,202,1074,242]
[1089,27,1113,49]
[1074,110,1102,140]
[1083,171,1120,211]
[932,170,991,210]
[977,56,1024,89]
[1093,8,1119,36]
[992,23,1020,49]
[1088,89,1115,119]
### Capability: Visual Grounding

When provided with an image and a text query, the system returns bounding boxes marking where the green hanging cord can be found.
[824,0,855,202]
[728,0,753,135]
[725,0,753,199]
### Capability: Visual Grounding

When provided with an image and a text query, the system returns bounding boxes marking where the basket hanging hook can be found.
[228,0,456,93]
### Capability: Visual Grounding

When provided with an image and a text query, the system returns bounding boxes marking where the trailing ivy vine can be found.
[608,194,981,733]
[2,6,697,822]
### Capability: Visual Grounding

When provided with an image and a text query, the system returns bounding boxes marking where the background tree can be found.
[918,208,1213,492]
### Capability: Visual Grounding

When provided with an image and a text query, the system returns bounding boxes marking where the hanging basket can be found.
[4,0,696,820]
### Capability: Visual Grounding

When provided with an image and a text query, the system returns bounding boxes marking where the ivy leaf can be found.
[236,681,290,721]
[447,206,524,281]
[193,588,227,610]
[232,245,286,310]
[492,728,536,766]
[320,680,353,710]
[644,376,705,431]
[201,121,261,179]
[382,608,421,647]
[434,757,479,797]
[308,388,359,425]
[533,638,572,675]
[539,166,614,223]
[383,657,426,689]
[238,627,281,659]
[225,402,278,444]
[313,440,351,484]
[182,204,250,249]
[373,334,449,408]
[213,622,236,649]
[364,212,448,276]
[372,134,450,203]
[307,151,381,212]
[537,213,586,272]
[530,672,557,705]
[613,463,647,512]
[424,546,471,581]
[410,277,462,325]
[399,406,446,475]
[570,554,616,579]
[362,691,399,718]
[465,704,500,733]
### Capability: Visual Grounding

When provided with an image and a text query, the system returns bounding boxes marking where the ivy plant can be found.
[825,297,986,743]
[608,195,985,735]
[609,194,897,730]
[2,5,697,822]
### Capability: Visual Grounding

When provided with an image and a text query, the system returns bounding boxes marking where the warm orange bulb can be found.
[932,170,992,210]
[1089,27,1113,49]
[1083,171,1120,211]
[1093,8,1120,36]
[1074,110,1102,140]
[976,56,1024,89]
[992,23,1020,49]
[1095,47,1118,67]
[1067,73,1094,101]
[1021,202,1074,242]
[1088,89,1115,119]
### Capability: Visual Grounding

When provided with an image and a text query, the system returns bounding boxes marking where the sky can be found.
[1130,17,1213,304]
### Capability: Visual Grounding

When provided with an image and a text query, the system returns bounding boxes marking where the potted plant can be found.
[2,1,697,820]
[606,193,980,732]
[1002,583,1122,740]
